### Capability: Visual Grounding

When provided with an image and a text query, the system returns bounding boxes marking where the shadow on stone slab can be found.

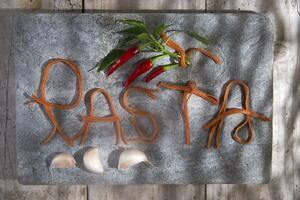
[73,146,93,172]
[108,148,125,169]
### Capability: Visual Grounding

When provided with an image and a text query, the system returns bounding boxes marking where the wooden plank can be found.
[0,14,15,180]
[85,0,201,10]
[0,1,87,200]
[206,0,300,199]
[86,0,206,199]
[0,180,86,200]
[88,185,205,200]
[0,0,82,9]
[0,0,40,9]
[40,0,82,10]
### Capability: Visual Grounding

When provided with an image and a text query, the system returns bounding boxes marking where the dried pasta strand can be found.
[129,117,148,138]
[74,88,127,145]
[158,82,190,92]
[183,92,191,145]
[31,58,84,146]
[121,86,160,143]
[185,48,223,64]
[158,81,219,145]
[203,79,271,150]
[160,32,187,68]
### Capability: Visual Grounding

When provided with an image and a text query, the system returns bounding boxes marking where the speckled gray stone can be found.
[15,13,274,184]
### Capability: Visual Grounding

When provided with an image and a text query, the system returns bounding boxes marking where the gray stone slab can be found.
[15,13,274,184]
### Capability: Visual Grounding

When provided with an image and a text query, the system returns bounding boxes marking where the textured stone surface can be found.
[15,13,274,184]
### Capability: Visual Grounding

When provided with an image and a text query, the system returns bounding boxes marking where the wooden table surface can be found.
[0,0,299,199]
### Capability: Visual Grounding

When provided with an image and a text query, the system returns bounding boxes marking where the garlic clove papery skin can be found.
[118,149,149,170]
[50,152,76,169]
[83,147,104,173]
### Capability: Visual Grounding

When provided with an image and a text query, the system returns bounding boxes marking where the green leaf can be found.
[136,33,152,42]
[117,26,147,35]
[118,19,145,25]
[97,49,126,72]
[185,31,210,45]
[119,33,154,49]
[153,24,172,39]
[119,37,140,48]
[166,30,210,45]
[117,19,147,31]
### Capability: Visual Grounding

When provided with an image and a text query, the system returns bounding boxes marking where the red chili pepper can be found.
[145,64,178,83]
[145,66,165,83]
[123,59,153,87]
[107,46,140,76]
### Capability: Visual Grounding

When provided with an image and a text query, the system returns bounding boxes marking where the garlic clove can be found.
[50,152,76,169]
[118,149,150,170]
[83,147,104,173]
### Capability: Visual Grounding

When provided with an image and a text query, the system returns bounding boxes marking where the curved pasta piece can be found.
[73,88,127,145]
[121,86,160,143]
[31,58,84,146]
[203,79,271,150]
[185,48,223,64]
[160,32,187,68]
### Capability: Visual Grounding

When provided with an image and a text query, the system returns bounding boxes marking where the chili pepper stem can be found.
[139,42,153,50]
[152,54,169,63]
[161,49,180,59]
[164,63,179,70]
[146,47,179,60]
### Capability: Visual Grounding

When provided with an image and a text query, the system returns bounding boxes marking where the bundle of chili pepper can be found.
[97,19,223,86]
[123,32,190,87]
